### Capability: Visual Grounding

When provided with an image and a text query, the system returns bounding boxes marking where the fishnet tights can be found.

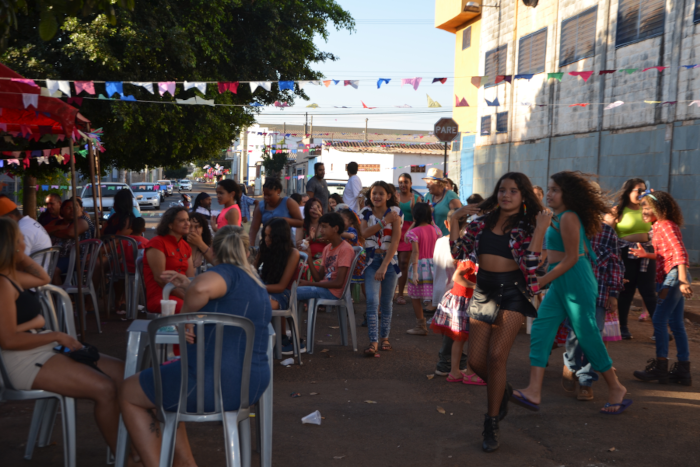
[468,309,524,417]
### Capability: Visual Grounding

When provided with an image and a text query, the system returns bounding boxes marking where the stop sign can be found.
[433,118,459,142]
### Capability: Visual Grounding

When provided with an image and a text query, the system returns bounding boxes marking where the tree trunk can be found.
[22,174,37,219]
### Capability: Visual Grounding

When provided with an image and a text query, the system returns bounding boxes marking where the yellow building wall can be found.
[452,17,481,135]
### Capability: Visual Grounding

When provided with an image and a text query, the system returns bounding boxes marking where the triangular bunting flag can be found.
[514,74,533,80]
[454,95,468,107]
[22,93,38,109]
[569,103,590,107]
[599,70,616,75]
[361,101,376,109]
[377,78,391,89]
[569,71,594,82]
[689,101,700,107]
[176,97,198,105]
[401,78,422,90]
[432,78,447,84]
[197,97,215,106]
[132,82,154,93]
[218,82,239,94]
[344,80,359,89]
[184,81,207,94]
[618,69,638,74]
[485,97,499,107]
[471,76,482,88]
[644,100,662,104]
[46,79,71,97]
[306,103,319,108]
[323,80,332,87]
[105,81,123,97]
[278,81,295,91]
[604,101,624,110]
[427,95,441,107]
[120,95,137,101]
[643,66,668,72]
[548,73,564,81]
[158,82,176,96]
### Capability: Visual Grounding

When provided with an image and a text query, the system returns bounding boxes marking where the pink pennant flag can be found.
[455,95,469,107]
[643,66,668,73]
[74,81,95,95]
[401,78,422,90]
[568,71,594,82]
[218,82,240,94]
[158,82,176,96]
[7,158,18,165]
[22,155,30,169]
[471,76,482,88]
[11,78,38,88]
[569,103,590,107]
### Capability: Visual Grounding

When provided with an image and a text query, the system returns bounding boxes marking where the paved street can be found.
[2,295,700,466]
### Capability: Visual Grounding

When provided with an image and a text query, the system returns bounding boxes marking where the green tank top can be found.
[398,193,420,222]
[615,206,651,237]
[545,210,595,263]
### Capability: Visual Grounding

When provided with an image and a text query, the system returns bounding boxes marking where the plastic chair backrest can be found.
[147,313,256,418]
[30,247,60,276]
[337,246,363,299]
[136,256,147,305]
[100,235,122,279]
[37,284,76,338]
[63,239,103,288]
[115,235,138,276]
[0,345,16,392]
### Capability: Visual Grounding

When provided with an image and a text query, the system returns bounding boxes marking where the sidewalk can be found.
[1,299,700,466]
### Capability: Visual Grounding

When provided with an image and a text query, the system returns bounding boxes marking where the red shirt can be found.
[451,260,477,298]
[124,235,148,274]
[652,220,689,284]
[143,234,192,313]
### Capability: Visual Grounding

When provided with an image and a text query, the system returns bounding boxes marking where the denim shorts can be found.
[661,267,679,290]
[269,290,291,310]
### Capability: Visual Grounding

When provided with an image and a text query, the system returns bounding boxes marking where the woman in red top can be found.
[630,191,693,386]
[143,206,194,314]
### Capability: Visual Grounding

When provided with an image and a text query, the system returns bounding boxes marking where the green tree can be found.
[163,166,188,180]
[1,0,354,173]
[260,145,288,181]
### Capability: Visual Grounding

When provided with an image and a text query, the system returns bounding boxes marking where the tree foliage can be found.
[1,0,354,173]
[163,166,188,180]
[260,145,288,180]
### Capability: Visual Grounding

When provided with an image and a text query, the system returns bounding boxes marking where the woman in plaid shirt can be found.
[631,191,693,386]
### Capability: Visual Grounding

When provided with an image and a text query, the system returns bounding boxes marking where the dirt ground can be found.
[2,296,700,467]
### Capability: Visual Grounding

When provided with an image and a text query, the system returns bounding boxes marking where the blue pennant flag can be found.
[514,74,534,80]
[485,97,500,107]
[377,78,391,89]
[278,81,295,91]
[332,80,340,85]
[105,81,123,97]
[121,95,137,101]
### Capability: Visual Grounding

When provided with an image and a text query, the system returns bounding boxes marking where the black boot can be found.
[669,361,692,386]
[633,358,669,384]
[620,326,633,340]
[482,415,500,453]
[499,382,513,421]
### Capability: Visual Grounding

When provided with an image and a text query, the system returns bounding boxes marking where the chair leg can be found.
[338,305,348,346]
[273,316,282,360]
[306,299,317,355]
[90,284,102,333]
[223,412,242,467]
[24,399,48,460]
[61,396,77,467]
[288,316,302,365]
[79,293,87,336]
[107,277,115,316]
[346,301,358,352]
[38,397,58,447]
[239,417,252,467]
[159,415,179,467]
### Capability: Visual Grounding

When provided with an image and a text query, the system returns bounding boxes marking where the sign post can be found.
[433,118,459,176]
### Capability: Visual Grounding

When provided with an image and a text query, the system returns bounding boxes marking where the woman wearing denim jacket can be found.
[631,191,693,386]
[449,172,549,452]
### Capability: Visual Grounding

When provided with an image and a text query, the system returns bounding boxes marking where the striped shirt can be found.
[360,206,403,274]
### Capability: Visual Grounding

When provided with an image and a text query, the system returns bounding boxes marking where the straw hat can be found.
[422,167,445,182]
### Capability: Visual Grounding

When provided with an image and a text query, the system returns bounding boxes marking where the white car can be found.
[179,179,192,191]
[80,183,141,219]
[157,179,174,196]
[131,183,161,209]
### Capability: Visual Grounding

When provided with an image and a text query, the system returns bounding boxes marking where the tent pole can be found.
[68,140,86,339]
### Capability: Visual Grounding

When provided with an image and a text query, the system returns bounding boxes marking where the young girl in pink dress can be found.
[405,203,441,336]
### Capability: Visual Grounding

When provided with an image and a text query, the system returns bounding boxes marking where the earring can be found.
[522,202,527,214]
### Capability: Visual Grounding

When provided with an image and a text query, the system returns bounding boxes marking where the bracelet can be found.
[202,246,210,256]
[377,220,384,229]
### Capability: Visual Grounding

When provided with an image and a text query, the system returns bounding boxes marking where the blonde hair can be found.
[0,217,20,272]
[212,225,265,288]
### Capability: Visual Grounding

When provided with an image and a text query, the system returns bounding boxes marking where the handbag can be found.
[55,343,104,374]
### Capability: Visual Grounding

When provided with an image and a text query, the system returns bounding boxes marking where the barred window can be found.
[518,28,547,75]
[462,26,472,50]
[496,112,508,133]
[616,0,665,48]
[481,116,492,136]
[484,45,507,87]
[560,6,597,67]
[696,0,700,23]
[410,165,426,173]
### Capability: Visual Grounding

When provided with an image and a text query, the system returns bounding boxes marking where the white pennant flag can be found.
[40,87,62,97]
[249,81,273,93]
[46,80,61,96]
[176,97,197,105]
[196,97,215,106]
[689,100,700,107]
[604,101,624,110]
[184,81,207,94]
[58,81,71,97]
[22,93,38,109]
[297,80,321,90]
[132,82,154,94]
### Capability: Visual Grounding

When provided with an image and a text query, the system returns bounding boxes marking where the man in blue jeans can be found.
[562,220,625,400]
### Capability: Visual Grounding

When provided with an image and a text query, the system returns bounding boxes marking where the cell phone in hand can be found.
[53,345,71,354]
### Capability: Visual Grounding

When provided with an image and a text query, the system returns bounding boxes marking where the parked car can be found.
[157,179,174,196]
[178,179,192,191]
[325,179,348,197]
[131,183,161,209]
[80,183,141,220]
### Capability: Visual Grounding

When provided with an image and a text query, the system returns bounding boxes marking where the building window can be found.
[496,112,508,133]
[484,45,507,87]
[518,28,547,75]
[695,0,700,23]
[481,116,492,136]
[462,26,472,50]
[410,166,426,173]
[616,0,665,48]
[560,6,597,67]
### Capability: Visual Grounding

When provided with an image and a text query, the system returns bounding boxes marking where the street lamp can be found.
[463,2,500,12]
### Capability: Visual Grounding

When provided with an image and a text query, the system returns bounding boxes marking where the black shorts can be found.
[467,269,537,324]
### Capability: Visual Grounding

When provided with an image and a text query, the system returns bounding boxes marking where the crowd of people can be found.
[0,161,694,462]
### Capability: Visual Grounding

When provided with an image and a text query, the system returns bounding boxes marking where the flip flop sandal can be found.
[510,390,540,412]
[364,344,378,357]
[600,399,633,415]
[446,374,464,382]
[380,340,392,351]
[395,296,406,305]
[462,373,487,386]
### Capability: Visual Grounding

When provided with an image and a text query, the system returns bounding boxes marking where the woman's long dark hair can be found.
[113,189,133,217]
[217,179,242,206]
[643,191,684,227]
[156,206,188,237]
[188,212,212,246]
[303,198,323,232]
[257,218,294,285]
[551,171,608,238]
[480,172,543,233]
[615,178,646,223]
[192,192,211,215]
[364,181,398,209]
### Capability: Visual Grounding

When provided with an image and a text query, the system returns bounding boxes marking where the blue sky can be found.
[254,0,456,132]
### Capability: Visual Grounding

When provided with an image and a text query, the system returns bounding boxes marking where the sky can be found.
[253,0,456,132]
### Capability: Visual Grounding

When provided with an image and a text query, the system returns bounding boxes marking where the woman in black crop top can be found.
[0,218,128,457]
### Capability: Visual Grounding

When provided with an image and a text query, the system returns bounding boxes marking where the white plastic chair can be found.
[271,252,307,364]
[1,285,77,467]
[305,246,363,354]
[102,235,139,319]
[30,247,60,276]
[59,239,103,333]
[147,313,256,467]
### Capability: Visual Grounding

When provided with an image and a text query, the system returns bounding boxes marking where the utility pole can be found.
[310,116,314,142]
[364,118,368,142]
[304,112,308,136]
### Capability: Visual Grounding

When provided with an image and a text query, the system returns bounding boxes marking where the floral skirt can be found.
[407,258,433,299]
[351,250,367,284]
[302,256,323,282]
[603,311,621,342]
[430,290,470,341]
